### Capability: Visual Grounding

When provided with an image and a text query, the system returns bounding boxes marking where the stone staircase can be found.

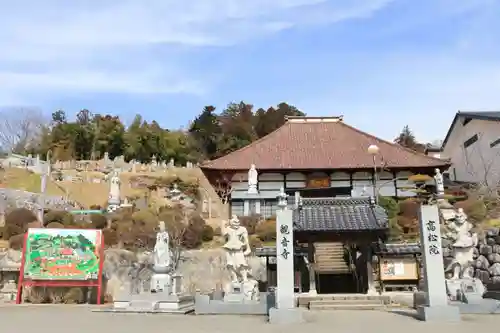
[314,242,350,274]
[299,294,392,311]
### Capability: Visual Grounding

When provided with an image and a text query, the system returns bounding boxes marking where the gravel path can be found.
[1,306,499,333]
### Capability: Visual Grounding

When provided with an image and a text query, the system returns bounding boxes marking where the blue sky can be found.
[1,0,499,143]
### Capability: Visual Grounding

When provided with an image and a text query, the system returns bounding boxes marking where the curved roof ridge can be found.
[201,118,450,170]
[337,121,447,164]
[201,120,291,168]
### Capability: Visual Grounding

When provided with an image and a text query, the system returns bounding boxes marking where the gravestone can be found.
[268,195,305,324]
[417,204,460,321]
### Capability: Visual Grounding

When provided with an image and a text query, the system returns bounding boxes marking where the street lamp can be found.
[38,150,51,223]
[367,145,380,202]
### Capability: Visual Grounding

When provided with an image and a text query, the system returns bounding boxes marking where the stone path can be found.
[1,306,499,332]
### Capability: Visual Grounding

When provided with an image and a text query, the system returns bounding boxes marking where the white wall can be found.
[442,118,500,186]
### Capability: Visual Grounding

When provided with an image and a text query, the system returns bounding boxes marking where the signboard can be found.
[307,176,330,188]
[380,258,418,281]
[23,228,102,280]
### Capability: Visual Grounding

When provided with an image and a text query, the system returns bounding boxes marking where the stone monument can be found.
[269,192,305,324]
[247,164,258,194]
[107,170,121,213]
[108,221,194,313]
[222,215,259,302]
[416,204,460,321]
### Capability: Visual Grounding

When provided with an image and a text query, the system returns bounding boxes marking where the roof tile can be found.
[201,117,449,170]
[293,197,388,232]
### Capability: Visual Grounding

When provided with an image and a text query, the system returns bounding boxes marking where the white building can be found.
[441,111,500,187]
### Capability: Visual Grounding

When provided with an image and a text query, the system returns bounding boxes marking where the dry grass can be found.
[1,167,226,221]
[1,168,66,196]
[57,169,202,207]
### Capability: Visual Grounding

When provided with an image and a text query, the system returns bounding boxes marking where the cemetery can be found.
[0,116,499,325]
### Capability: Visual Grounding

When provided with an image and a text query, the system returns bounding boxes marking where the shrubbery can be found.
[201,224,214,242]
[255,219,276,242]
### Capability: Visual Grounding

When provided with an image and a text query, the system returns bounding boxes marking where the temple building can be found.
[201,116,450,295]
[201,116,449,218]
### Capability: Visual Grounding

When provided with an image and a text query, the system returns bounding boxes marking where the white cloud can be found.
[0,0,392,103]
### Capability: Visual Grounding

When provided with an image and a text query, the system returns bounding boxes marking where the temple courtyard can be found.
[1,306,499,332]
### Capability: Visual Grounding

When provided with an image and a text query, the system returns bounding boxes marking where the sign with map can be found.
[23,228,102,280]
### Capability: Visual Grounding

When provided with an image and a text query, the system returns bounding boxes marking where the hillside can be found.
[1,167,227,225]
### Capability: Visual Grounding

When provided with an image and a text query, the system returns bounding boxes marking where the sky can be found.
[1,0,500,143]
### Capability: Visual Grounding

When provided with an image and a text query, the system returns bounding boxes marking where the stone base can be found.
[98,293,194,314]
[268,307,305,325]
[194,292,271,315]
[451,299,500,314]
[150,273,172,293]
[416,305,461,322]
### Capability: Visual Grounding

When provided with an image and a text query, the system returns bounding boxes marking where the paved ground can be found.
[1,306,500,333]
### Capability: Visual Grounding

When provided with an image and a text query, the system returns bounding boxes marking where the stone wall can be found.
[471,228,500,289]
[0,248,266,303]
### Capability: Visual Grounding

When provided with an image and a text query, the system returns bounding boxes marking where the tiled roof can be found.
[254,246,308,257]
[201,117,449,170]
[374,243,421,255]
[293,197,388,232]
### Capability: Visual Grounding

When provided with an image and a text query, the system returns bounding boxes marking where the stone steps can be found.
[314,242,350,274]
[306,295,391,311]
[309,303,386,310]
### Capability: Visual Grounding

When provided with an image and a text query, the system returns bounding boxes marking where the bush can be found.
[4,208,37,239]
[43,210,74,227]
[249,234,263,250]
[46,222,65,229]
[102,228,118,247]
[239,215,261,235]
[255,219,276,242]
[182,225,203,249]
[182,213,206,249]
[90,214,108,229]
[9,233,25,250]
[454,199,487,223]
[398,199,420,219]
[388,217,402,241]
[378,196,399,219]
[201,225,214,242]
[63,287,84,304]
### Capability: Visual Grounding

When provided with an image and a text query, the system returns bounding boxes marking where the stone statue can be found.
[153,221,172,272]
[221,215,252,283]
[150,221,174,293]
[434,168,445,197]
[446,208,478,279]
[247,164,258,194]
[107,170,121,210]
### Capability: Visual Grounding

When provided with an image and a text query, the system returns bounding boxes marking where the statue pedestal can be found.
[150,273,172,293]
[247,185,258,194]
[223,280,259,303]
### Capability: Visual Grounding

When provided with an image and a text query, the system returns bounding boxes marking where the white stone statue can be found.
[434,168,445,197]
[153,221,172,271]
[447,208,478,279]
[221,215,252,283]
[108,170,121,206]
[247,164,258,194]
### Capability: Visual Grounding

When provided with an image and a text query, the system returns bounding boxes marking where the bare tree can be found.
[0,108,47,153]
[213,175,244,205]
[462,133,500,194]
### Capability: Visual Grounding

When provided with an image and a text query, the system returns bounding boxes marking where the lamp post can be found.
[38,150,51,223]
[367,144,380,203]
